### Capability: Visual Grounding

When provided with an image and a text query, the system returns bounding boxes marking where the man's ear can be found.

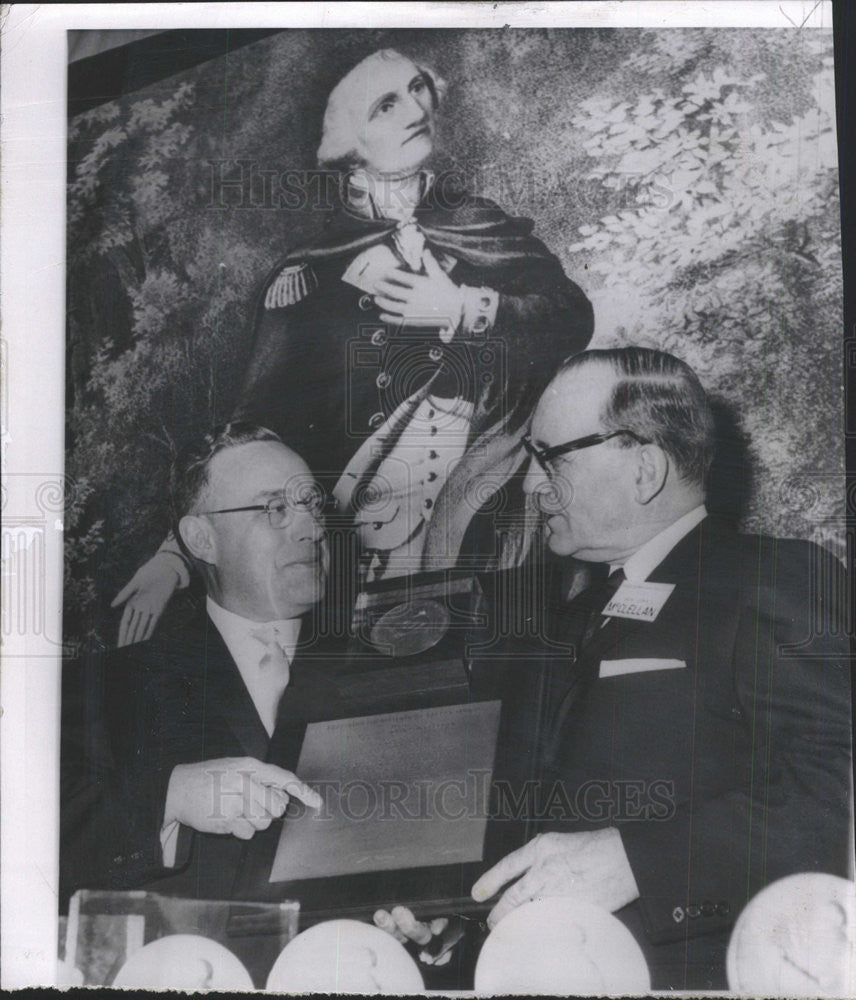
[178,514,217,565]
[634,444,669,504]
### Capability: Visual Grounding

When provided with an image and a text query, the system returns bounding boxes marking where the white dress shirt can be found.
[611,504,708,582]
[159,599,301,866]
[205,597,300,734]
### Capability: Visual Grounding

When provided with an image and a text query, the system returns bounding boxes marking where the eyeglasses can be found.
[522,430,650,476]
[199,484,334,529]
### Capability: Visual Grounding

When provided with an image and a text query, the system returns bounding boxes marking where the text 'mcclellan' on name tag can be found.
[602,581,675,622]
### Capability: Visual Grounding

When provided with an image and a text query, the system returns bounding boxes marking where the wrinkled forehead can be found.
[206,441,312,508]
[331,51,421,121]
[531,367,616,442]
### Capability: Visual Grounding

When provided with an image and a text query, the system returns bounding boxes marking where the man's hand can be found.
[373,250,463,337]
[373,907,453,966]
[111,555,182,647]
[471,829,640,929]
[164,757,323,840]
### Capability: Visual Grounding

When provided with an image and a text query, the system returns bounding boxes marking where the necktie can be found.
[544,567,627,765]
[578,567,626,652]
[250,625,292,736]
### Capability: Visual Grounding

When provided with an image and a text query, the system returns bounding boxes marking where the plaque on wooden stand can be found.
[340,570,487,713]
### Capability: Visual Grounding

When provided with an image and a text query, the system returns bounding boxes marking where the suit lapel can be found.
[267,643,347,768]
[546,523,706,759]
[581,524,705,664]
[195,617,271,761]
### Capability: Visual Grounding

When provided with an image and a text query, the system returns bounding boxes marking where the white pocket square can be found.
[599,658,686,678]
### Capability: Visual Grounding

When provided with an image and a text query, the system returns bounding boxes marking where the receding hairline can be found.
[189,439,306,514]
[549,352,704,411]
[537,358,617,415]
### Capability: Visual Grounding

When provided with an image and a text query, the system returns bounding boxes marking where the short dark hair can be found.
[558,347,715,486]
[170,422,283,530]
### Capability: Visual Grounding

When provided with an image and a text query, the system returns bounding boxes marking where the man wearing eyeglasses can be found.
[461,347,852,988]
[61,423,338,904]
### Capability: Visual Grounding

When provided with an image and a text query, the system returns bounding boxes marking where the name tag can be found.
[600,658,686,678]
[602,581,675,622]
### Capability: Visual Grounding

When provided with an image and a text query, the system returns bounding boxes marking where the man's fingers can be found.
[487,873,538,930]
[429,918,448,936]
[471,841,535,902]
[125,611,141,645]
[374,294,411,314]
[130,610,151,645]
[129,611,151,645]
[262,786,290,817]
[140,613,158,643]
[248,780,292,824]
[246,780,279,828]
[229,817,257,840]
[391,906,432,945]
[422,248,444,278]
[373,910,409,944]
[373,280,409,301]
[252,764,323,810]
[251,761,302,786]
[248,812,273,832]
[111,580,135,607]
[118,605,136,648]
[379,311,403,325]
[378,270,416,289]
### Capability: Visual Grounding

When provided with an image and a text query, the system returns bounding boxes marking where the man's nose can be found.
[522,457,546,496]
[289,510,325,543]
[522,458,568,515]
[405,94,430,127]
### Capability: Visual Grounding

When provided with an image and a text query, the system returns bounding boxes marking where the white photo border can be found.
[0,1,843,989]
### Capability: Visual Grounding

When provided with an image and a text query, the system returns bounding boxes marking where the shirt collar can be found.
[612,505,707,582]
[206,596,301,655]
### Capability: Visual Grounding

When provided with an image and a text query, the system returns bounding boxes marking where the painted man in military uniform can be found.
[113,48,593,644]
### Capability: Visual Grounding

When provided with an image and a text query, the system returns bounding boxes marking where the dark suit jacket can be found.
[542,518,852,989]
[60,607,347,908]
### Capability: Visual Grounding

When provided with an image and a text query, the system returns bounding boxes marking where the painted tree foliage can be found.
[65,28,842,648]
[66,80,262,644]
[563,31,841,550]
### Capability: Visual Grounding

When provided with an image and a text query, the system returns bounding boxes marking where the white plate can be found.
[475,898,650,995]
[112,933,253,990]
[266,918,424,994]
[727,872,856,996]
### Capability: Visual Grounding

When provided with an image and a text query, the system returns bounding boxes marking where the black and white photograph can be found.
[1,2,854,992]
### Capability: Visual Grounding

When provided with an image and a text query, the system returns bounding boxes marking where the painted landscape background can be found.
[65,27,842,647]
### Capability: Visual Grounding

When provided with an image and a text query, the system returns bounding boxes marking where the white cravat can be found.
[393,219,426,271]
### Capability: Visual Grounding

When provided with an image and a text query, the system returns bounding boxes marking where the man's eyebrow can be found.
[254,488,285,502]
[368,90,398,118]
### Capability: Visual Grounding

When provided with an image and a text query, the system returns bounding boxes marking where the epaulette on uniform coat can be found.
[264,262,318,309]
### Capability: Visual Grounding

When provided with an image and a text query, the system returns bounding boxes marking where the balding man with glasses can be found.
[60,424,342,905]
[463,347,852,989]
